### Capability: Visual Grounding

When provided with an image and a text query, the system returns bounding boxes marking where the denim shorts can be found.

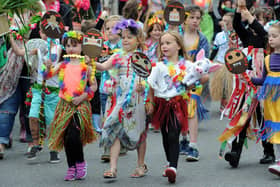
[29,87,59,126]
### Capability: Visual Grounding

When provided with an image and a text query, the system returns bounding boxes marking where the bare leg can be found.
[110,138,121,170]
[137,140,146,167]
[188,113,198,143]
[29,117,39,146]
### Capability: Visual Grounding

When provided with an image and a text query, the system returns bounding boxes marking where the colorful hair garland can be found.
[112,19,139,34]
[148,16,163,27]
[62,31,83,42]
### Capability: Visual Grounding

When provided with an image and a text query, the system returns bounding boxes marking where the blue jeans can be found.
[0,86,21,144]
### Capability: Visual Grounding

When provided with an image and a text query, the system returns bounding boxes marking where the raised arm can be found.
[96,54,115,71]
[9,34,25,56]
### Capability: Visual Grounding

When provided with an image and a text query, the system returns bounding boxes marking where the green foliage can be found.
[0,0,42,15]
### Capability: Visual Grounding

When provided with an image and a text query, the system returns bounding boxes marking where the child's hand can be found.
[29,48,38,56]
[85,55,91,65]
[145,102,154,115]
[44,60,52,70]
[72,93,87,106]
[136,83,144,93]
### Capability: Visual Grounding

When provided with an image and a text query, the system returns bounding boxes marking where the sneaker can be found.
[49,151,61,164]
[162,163,169,177]
[186,147,200,161]
[165,167,176,183]
[64,166,76,181]
[26,146,42,160]
[0,144,4,160]
[75,161,87,180]
[179,139,190,155]
[268,161,280,177]
[224,151,240,168]
[260,154,275,164]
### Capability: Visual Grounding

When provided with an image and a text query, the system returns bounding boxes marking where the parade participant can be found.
[44,31,98,181]
[144,15,164,63]
[209,12,235,112]
[96,19,152,179]
[179,5,210,161]
[100,15,124,162]
[148,30,189,183]
[25,27,62,163]
[219,0,275,167]
[250,22,280,176]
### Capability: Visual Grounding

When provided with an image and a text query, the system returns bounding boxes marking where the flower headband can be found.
[112,19,140,34]
[264,20,280,32]
[62,31,83,42]
[148,16,163,27]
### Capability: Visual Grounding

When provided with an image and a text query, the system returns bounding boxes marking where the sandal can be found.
[130,164,148,178]
[103,168,117,178]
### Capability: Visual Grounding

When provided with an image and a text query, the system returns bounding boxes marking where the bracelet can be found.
[85,86,94,100]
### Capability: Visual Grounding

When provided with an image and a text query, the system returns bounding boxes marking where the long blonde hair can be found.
[158,30,188,61]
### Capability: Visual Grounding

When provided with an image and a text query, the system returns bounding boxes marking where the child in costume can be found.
[179,5,210,161]
[25,27,62,162]
[148,30,190,183]
[44,31,98,181]
[96,19,152,179]
[99,15,124,162]
[250,22,280,176]
[144,15,164,64]
[219,0,275,168]
[209,12,235,112]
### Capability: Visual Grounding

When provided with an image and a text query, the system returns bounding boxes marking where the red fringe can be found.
[152,96,188,133]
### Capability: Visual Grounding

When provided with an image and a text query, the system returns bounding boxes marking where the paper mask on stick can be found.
[164,1,185,26]
[41,11,65,39]
[130,52,152,78]
[225,48,257,92]
[83,28,103,58]
[225,48,248,74]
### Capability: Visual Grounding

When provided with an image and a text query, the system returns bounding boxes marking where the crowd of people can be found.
[0,0,280,184]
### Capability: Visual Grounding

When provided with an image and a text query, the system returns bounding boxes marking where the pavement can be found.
[1,101,280,187]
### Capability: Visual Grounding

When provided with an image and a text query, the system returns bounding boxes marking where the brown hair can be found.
[223,12,234,19]
[158,31,188,61]
[122,0,139,20]
[81,20,96,33]
[184,5,204,20]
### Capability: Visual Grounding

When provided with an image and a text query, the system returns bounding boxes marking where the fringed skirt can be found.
[152,96,188,133]
[48,99,98,151]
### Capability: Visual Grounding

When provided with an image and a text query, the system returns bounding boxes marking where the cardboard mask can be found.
[130,52,152,78]
[41,11,65,39]
[0,14,9,37]
[98,44,112,63]
[83,28,103,58]
[225,48,248,74]
[164,1,185,26]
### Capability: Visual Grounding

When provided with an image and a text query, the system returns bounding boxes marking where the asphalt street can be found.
[1,102,280,187]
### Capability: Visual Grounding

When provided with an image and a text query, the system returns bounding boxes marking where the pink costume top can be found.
[59,63,85,101]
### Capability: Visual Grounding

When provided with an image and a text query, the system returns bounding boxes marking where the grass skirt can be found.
[48,99,98,151]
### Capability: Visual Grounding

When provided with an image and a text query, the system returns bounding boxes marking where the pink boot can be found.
[64,166,76,181]
[75,162,87,180]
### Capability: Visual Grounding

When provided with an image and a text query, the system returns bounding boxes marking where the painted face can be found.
[65,39,82,55]
[268,27,280,50]
[121,29,138,53]
[105,20,120,42]
[225,48,248,74]
[184,11,201,31]
[160,33,181,58]
[149,24,162,41]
